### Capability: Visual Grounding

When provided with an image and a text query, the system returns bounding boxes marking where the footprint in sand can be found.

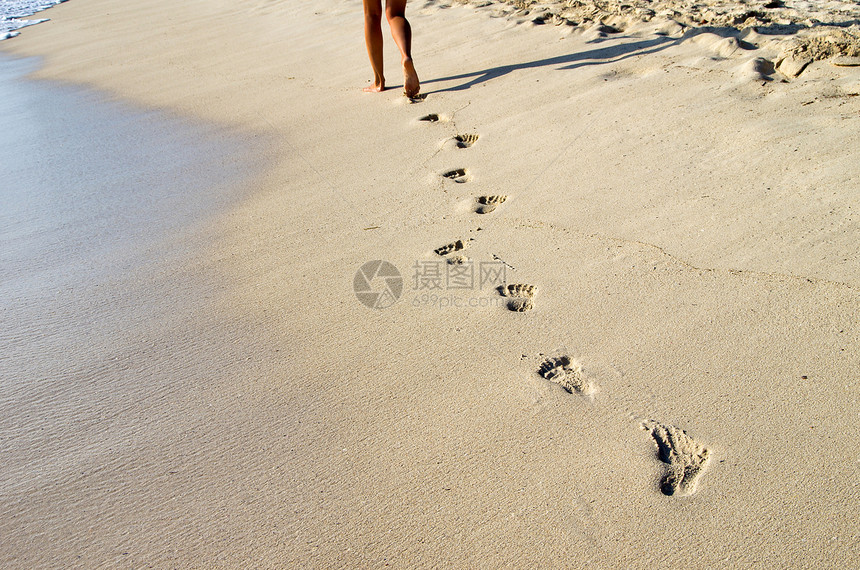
[641,421,711,497]
[507,298,533,312]
[596,23,624,34]
[442,168,471,183]
[499,282,537,312]
[537,355,598,396]
[408,93,427,104]
[435,239,466,256]
[502,283,536,298]
[419,113,440,122]
[453,133,479,148]
[475,195,507,214]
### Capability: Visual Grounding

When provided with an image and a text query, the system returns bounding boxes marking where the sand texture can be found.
[2,0,859,567]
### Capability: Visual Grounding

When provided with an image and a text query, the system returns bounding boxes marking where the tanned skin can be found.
[362,0,420,97]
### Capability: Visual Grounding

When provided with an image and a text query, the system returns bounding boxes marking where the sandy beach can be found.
[2,0,859,567]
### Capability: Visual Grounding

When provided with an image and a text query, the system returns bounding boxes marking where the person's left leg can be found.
[363,0,385,92]
[385,0,420,96]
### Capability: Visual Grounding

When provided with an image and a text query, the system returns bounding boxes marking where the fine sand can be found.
[2,0,859,567]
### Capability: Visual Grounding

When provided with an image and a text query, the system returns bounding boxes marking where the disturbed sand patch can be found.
[434,0,860,77]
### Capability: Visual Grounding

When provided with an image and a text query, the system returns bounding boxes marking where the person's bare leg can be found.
[363,0,385,92]
[385,0,420,97]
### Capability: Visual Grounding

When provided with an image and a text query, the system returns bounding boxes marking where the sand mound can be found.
[442,0,860,76]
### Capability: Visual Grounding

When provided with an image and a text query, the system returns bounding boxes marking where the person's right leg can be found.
[363,0,385,92]
[385,0,420,97]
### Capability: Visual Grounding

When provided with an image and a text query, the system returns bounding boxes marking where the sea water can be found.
[0,52,266,392]
[1,0,68,40]
[0,53,272,566]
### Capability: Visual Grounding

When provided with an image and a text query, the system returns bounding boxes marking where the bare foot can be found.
[402,58,420,98]
[363,76,385,93]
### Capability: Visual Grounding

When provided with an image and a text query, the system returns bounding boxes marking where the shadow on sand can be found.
[418,17,860,94]
[422,35,680,93]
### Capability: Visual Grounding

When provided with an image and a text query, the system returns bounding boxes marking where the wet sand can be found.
[0,52,272,567]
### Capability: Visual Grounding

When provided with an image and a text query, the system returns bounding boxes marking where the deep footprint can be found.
[476,195,507,214]
[442,168,470,183]
[597,24,624,34]
[408,93,427,103]
[508,298,534,312]
[498,283,537,311]
[500,283,536,298]
[642,421,711,497]
[454,133,479,148]
[419,113,440,122]
[435,239,465,256]
[537,355,596,395]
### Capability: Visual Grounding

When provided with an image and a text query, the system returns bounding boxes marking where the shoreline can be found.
[0,48,277,568]
[2,0,858,567]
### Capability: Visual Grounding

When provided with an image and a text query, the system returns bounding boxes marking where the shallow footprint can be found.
[419,113,440,122]
[642,421,711,497]
[435,239,465,256]
[476,195,507,214]
[538,355,596,395]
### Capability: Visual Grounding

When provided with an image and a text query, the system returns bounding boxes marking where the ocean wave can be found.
[1,0,68,40]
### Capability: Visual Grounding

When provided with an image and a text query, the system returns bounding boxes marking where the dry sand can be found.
[2,0,859,567]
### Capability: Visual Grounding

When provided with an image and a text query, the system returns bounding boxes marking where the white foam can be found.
[1,1,67,40]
